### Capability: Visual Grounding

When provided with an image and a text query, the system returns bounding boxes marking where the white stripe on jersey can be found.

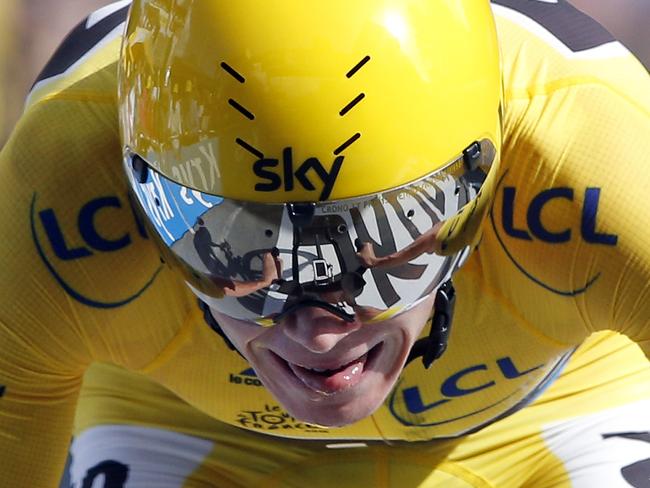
[492,4,629,60]
[86,0,132,29]
[25,1,131,110]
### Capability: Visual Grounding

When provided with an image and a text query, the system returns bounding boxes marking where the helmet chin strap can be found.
[199,279,456,370]
[405,280,456,369]
[197,300,244,358]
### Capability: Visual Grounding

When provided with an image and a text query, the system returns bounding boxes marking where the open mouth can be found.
[272,343,384,395]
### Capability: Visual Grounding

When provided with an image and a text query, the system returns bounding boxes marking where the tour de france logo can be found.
[235,404,328,434]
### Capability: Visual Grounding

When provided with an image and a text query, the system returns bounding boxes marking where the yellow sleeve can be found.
[563,66,650,355]
[493,5,650,355]
[0,105,92,485]
[0,58,199,483]
[522,74,650,354]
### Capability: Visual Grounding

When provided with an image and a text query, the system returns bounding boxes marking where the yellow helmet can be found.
[120,0,501,333]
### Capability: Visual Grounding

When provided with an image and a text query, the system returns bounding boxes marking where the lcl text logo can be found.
[388,356,545,427]
[491,182,618,295]
[39,196,147,259]
[501,187,618,245]
[31,193,161,308]
[403,357,540,414]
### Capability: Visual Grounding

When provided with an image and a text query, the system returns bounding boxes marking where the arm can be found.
[580,127,650,351]
[0,339,84,486]
[356,222,444,269]
[567,64,650,352]
[0,6,183,483]
[0,67,167,488]
[491,0,650,352]
[218,251,282,297]
[0,114,91,485]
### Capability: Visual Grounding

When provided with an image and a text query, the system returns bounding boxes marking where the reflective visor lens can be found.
[125,140,495,325]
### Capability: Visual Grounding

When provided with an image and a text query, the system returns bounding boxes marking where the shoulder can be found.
[3,2,132,210]
[10,2,129,180]
[26,1,130,110]
[492,0,649,191]
[484,1,650,345]
[0,0,160,334]
[490,0,650,219]
[492,0,649,111]
[492,0,620,55]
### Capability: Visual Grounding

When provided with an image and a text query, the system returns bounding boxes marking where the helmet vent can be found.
[220,61,245,83]
[339,93,365,117]
[236,138,264,159]
[333,132,361,155]
[228,98,255,120]
[346,55,371,79]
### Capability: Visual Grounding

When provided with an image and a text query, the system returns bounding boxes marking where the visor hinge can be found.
[463,141,482,172]
[130,154,149,183]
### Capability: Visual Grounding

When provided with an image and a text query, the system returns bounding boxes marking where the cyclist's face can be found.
[211,294,435,427]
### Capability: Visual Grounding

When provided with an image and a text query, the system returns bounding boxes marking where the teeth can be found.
[295,351,370,373]
[304,360,359,373]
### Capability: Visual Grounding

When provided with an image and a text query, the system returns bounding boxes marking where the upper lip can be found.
[269,342,379,371]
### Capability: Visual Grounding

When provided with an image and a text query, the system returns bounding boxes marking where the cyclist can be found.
[1,1,650,486]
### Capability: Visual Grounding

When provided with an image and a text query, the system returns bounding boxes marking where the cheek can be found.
[210,309,267,351]
[395,299,435,343]
[404,316,431,340]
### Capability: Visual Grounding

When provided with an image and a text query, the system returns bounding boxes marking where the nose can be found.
[281,306,361,353]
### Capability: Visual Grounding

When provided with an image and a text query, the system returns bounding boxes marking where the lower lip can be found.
[281,344,383,395]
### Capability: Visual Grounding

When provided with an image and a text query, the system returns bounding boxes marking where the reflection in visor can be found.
[125,140,494,325]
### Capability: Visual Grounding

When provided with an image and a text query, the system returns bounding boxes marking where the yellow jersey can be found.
[1,1,649,486]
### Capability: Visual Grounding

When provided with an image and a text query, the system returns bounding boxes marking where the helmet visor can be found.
[125,139,495,325]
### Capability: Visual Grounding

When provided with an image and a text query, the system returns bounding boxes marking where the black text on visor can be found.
[125,140,494,326]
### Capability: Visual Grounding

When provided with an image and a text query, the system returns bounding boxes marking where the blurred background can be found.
[0,0,649,146]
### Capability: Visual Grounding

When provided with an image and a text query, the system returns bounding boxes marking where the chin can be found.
[277,386,390,428]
